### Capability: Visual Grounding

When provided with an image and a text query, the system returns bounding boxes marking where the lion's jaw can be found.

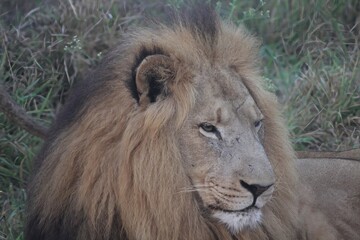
[213,208,262,233]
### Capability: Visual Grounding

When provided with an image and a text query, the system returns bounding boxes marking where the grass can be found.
[0,0,359,239]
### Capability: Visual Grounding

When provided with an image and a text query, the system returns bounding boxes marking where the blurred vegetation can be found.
[0,0,359,238]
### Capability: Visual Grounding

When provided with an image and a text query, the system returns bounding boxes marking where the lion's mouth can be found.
[208,204,259,213]
[210,205,262,233]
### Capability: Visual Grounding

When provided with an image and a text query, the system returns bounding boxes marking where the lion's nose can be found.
[240,180,273,198]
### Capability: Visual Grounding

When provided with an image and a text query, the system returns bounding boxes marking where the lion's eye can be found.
[200,123,216,132]
[254,119,263,129]
[199,123,222,140]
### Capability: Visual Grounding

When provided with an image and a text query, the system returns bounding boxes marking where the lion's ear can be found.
[135,54,175,105]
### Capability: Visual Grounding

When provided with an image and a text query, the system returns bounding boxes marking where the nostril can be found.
[240,180,273,198]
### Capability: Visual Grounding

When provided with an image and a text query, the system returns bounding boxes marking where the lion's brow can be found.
[216,108,222,123]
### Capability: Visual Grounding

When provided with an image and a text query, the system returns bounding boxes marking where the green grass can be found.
[0,0,359,239]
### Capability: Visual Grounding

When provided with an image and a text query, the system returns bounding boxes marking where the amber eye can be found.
[199,122,222,140]
[199,123,216,132]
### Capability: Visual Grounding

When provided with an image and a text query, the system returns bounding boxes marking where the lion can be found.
[25,5,358,240]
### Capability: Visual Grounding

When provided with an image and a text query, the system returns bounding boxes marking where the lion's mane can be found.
[26,6,302,240]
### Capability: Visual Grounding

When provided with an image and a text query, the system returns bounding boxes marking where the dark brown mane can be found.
[175,3,219,46]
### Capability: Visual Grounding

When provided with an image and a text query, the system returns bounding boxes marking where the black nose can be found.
[240,180,272,198]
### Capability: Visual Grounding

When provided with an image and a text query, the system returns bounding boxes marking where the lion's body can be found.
[25,6,359,240]
[297,149,360,161]
[296,154,360,239]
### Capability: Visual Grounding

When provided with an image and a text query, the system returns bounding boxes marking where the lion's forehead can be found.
[195,89,259,126]
[205,67,249,99]
[194,67,254,113]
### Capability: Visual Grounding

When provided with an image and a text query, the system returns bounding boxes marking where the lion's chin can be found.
[212,208,262,234]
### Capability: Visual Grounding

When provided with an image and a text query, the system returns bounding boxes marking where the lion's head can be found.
[26,6,301,240]
[177,58,276,232]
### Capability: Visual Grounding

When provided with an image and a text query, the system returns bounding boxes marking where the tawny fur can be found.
[296,155,360,239]
[296,149,360,161]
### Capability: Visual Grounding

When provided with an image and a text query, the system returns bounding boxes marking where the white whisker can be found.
[176,189,212,194]
[176,185,213,194]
